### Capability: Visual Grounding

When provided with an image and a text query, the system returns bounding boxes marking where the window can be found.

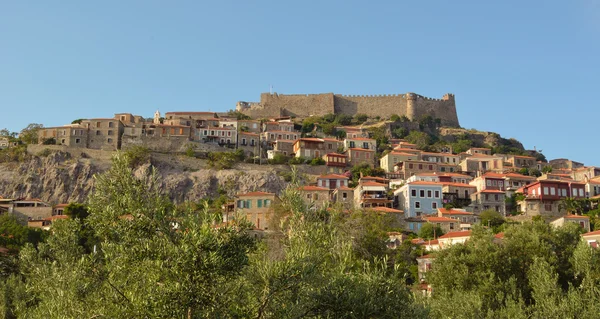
[61,139,66,144]
[265,199,271,207]
[242,138,247,145]
[342,192,347,199]
[237,200,244,208]
[306,194,311,199]
[545,204,552,211]
[420,190,425,197]
[210,130,215,136]
[450,223,454,230]
[579,189,584,197]
[428,165,433,170]
[561,189,567,196]
[108,138,113,143]
[409,164,414,169]
[543,187,549,195]
[257,200,262,208]
[487,180,492,186]
[435,190,440,198]
[246,200,251,208]
[415,201,421,208]
[328,144,332,149]
[108,122,114,128]
[492,180,497,186]
[494,194,499,201]
[427,190,432,198]
[419,164,423,169]
[411,189,417,197]
[75,138,80,144]
[250,139,255,146]
[499,181,504,187]
[108,130,113,136]
[432,202,437,209]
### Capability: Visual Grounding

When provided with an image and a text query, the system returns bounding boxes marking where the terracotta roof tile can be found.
[438,230,472,239]
[237,191,276,197]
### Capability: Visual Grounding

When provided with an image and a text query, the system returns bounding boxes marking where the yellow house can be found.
[234,192,279,230]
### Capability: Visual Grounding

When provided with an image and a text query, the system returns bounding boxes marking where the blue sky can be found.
[1,1,598,165]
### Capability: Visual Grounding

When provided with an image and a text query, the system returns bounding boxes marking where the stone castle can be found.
[237,92,460,127]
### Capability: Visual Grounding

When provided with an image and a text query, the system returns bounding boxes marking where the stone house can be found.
[273,139,295,157]
[550,215,590,232]
[346,148,375,168]
[39,124,89,148]
[573,166,600,182]
[437,208,478,226]
[163,112,218,127]
[237,132,260,157]
[322,153,348,174]
[416,254,435,290]
[263,121,294,132]
[394,181,443,218]
[466,147,491,156]
[505,155,537,170]
[332,186,354,209]
[343,137,377,152]
[299,186,331,210]
[586,180,600,198]
[396,141,417,150]
[424,216,461,233]
[81,118,125,150]
[234,192,278,230]
[504,173,536,193]
[293,138,339,159]
[238,120,261,133]
[395,160,438,179]
[335,126,369,139]
[459,154,504,174]
[316,174,349,189]
[549,158,584,170]
[380,151,419,173]
[470,190,506,215]
[354,179,393,209]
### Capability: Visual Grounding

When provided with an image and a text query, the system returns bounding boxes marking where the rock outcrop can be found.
[0,151,288,205]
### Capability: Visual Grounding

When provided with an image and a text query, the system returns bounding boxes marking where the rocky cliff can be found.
[0,150,290,205]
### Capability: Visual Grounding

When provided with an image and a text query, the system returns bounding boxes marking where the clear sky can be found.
[1,1,598,165]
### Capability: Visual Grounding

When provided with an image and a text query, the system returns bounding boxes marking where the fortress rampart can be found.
[237,92,460,127]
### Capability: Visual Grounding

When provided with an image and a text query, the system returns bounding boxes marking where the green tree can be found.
[354,113,368,124]
[392,127,408,139]
[226,110,251,120]
[390,114,401,122]
[18,123,43,144]
[418,223,444,239]
[14,153,257,318]
[406,131,431,150]
[479,209,505,232]
[542,165,553,174]
[71,119,85,124]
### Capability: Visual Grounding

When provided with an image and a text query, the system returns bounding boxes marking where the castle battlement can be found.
[237,91,460,127]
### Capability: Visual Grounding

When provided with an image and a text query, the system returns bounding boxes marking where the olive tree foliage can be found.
[12,152,257,318]
[426,222,600,318]
[225,172,427,318]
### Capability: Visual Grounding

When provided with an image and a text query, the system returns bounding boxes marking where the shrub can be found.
[36,148,53,157]
[207,150,245,169]
[289,156,307,165]
[123,146,151,168]
[390,114,400,122]
[309,157,325,166]
[354,113,368,124]
[185,145,195,157]
[42,138,56,145]
[268,153,289,165]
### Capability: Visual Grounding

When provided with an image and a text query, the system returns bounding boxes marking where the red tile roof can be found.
[347,148,375,152]
[360,181,387,187]
[370,207,403,213]
[476,189,505,194]
[583,230,600,236]
[441,182,477,188]
[563,215,589,219]
[417,254,436,259]
[318,174,349,179]
[299,186,330,191]
[237,191,276,197]
[439,230,472,239]
[424,216,457,223]
[407,181,443,186]
[437,208,474,215]
[494,232,505,239]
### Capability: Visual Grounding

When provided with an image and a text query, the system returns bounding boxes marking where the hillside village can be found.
[2,95,600,297]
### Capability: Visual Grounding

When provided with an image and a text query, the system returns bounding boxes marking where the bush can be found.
[309,157,325,166]
[185,145,195,157]
[354,113,368,124]
[268,153,289,165]
[36,148,53,157]
[123,146,151,168]
[42,138,56,145]
[0,145,28,163]
[390,114,400,122]
[289,156,308,165]
[207,150,245,169]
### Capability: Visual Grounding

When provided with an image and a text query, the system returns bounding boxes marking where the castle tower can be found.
[153,110,161,124]
[406,92,417,121]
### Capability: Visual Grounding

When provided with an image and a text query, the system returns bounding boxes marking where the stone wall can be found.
[238,92,460,127]
[27,144,115,161]
[121,136,227,153]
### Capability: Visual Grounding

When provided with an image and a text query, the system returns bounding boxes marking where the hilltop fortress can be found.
[237,92,460,127]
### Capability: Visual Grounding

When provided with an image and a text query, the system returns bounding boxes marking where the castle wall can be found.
[333,94,410,118]
[239,92,460,127]
[260,93,335,118]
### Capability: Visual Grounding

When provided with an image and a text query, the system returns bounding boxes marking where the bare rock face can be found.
[0,151,287,205]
